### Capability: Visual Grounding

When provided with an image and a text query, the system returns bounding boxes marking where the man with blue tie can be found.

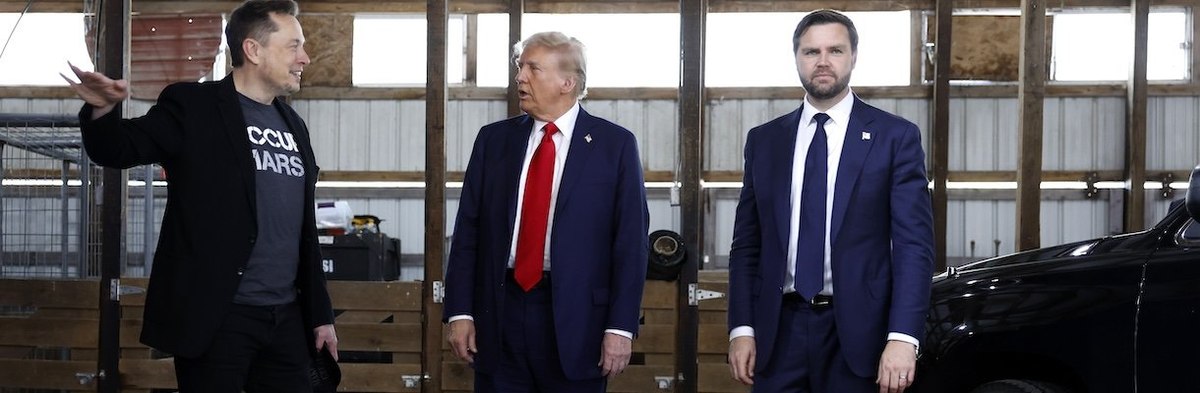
[443,31,650,392]
[726,10,934,393]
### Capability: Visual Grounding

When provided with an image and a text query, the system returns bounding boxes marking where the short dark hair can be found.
[792,9,858,54]
[226,0,299,67]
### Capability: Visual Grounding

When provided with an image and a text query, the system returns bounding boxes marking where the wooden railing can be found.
[0,274,748,392]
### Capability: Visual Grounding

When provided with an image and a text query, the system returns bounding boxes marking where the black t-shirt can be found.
[233,93,304,306]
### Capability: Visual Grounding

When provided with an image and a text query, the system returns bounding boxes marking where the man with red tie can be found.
[443,31,649,392]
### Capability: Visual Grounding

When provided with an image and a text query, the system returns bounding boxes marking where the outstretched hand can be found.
[60,62,129,118]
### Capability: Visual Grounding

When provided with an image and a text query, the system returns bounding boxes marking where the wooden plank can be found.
[426,2,450,393]
[932,0,952,272]
[338,322,421,352]
[326,281,423,311]
[1016,0,1047,251]
[335,310,397,323]
[1125,0,1149,231]
[442,360,474,391]
[641,280,677,309]
[634,324,677,353]
[120,358,176,390]
[341,363,423,392]
[0,317,96,348]
[698,362,751,392]
[507,0,523,117]
[698,323,731,354]
[678,1,707,391]
[0,279,98,309]
[607,364,674,392]
[0,359,96,390]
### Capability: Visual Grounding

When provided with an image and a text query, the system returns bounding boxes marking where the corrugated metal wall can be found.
[2,95,1197,263]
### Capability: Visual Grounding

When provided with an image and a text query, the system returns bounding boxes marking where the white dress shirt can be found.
[730,90,919,349]
[449,103,632,340]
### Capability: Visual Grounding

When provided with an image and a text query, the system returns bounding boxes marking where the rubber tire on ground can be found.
[968,379,1068,393]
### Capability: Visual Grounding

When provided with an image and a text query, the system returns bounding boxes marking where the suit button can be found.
[249,237,257,245]
[237,267,246,276]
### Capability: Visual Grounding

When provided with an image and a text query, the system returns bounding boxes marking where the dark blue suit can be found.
[444,108,649,383]
[728,97,934,383]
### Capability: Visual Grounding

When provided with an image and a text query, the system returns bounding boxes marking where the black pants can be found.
[174,302,312,393]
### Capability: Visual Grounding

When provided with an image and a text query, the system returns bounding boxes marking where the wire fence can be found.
[0,113,162,279]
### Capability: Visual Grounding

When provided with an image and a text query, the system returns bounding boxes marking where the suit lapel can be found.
[217,78,257,214]
[553,108,596,215]
[773,108,802,251]
[830,98,875,244]
[506,116,536,238]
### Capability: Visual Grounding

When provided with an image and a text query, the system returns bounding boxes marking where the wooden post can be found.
[677,0,705,391]
[424,0,447,391]
[1016,0,1045,251]
[1124,0,1148,231]
[931,1,951,272]
[95,0,129,392]
[507,0,523,117]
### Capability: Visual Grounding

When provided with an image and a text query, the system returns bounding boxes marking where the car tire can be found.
[969,379,1068,393]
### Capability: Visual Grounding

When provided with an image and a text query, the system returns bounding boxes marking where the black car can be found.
[914,171,1200,393]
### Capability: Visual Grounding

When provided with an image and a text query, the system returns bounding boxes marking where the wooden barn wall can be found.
[0,96,1196,263]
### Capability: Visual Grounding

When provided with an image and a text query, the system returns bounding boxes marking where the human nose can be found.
[298,46,311,66]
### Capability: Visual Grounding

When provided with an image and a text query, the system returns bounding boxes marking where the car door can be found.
[1136,214,1200,392]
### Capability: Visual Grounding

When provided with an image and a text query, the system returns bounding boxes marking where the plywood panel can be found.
[297,13,353,88]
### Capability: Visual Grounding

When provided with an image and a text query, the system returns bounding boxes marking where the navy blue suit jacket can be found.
[727,97,934,377]
[443,107,649,380]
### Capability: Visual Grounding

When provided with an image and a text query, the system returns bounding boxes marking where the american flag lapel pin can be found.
[861,131,871,141]
[585,134,593,143]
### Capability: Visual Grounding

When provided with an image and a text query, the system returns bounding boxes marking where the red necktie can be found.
[514,122,559,291]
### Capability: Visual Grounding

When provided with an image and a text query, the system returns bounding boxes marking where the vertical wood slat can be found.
[678,0,705,392]
[1124,0,1149,231]
[96,0,130,391]
[931,0,951,272]
[507,0,523,117]
[1016,0,1045,251]
[425,0,448,392]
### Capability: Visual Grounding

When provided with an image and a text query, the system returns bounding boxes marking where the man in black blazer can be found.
[64,1,337,391]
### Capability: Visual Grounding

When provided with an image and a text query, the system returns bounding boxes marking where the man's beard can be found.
[801,74,849,101]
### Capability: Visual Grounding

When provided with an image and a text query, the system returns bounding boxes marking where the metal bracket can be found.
[75,372,97,385]
[432,281,444,304]
[1083,171,1100,199]
[400,374,429,389]
[109,279,119,301]
[687,283,725,306]
[1159,172,1176,199]
[655,375,674,390]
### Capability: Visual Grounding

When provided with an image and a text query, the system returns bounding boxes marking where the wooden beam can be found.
[465,14,479,85]
[424,0,448,392]
[931,0,952,272]
[95,1,129,391]
[1015,0,1046,251]
[507,0,524,116]
[1125,0,1149,231]
[677,1,705,392]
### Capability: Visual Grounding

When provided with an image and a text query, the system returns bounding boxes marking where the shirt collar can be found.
[800,87,855,127]
[532,101,580,140]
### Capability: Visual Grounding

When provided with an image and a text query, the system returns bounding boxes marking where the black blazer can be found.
[79,77,334,357]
